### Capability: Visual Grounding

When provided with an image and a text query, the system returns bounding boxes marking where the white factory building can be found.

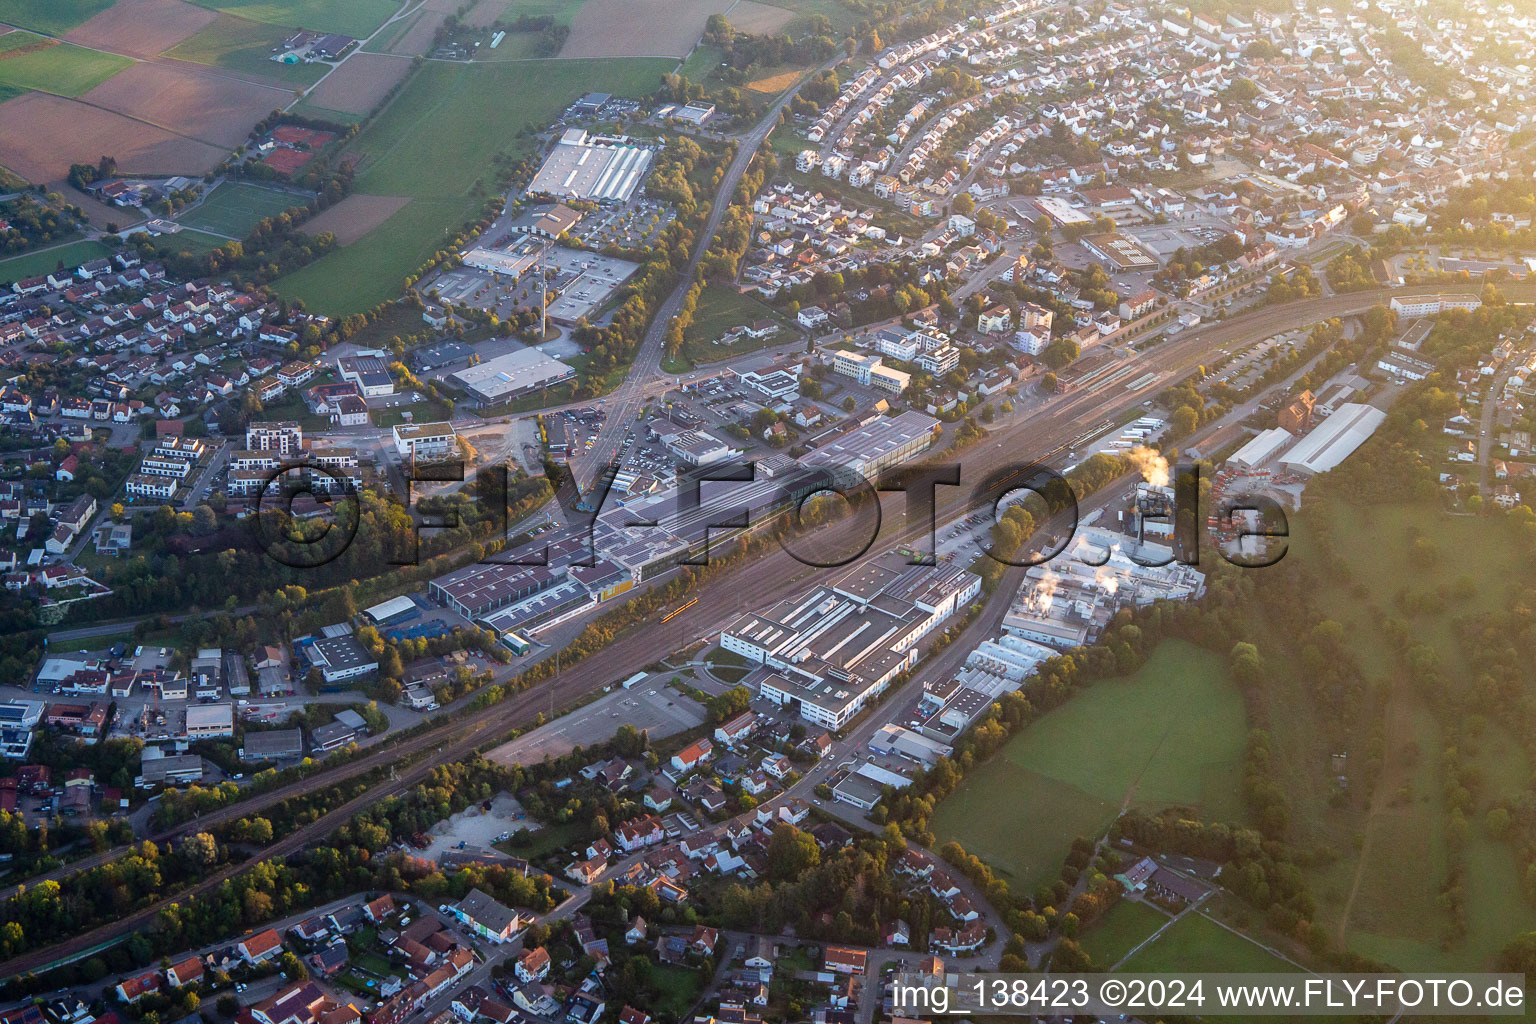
[721,551,980,730]
[451,348,576,407]
[1388,293,1481,318]
[526,129,654,203]
[965,634,1057,682]
[1279,403,1387,475]
[1001,527,1206,650]
[870,723,953,765]
[1230,427,1294,469]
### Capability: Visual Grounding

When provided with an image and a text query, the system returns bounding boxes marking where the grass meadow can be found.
[931,640,1243,891]
[0,31,131,96]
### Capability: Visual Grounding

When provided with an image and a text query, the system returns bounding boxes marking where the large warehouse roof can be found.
[363,596,417,624]
[527,131,655,203]
[1230,426,1294,469]
[451,348,575,403]
[1280,403,1386,475]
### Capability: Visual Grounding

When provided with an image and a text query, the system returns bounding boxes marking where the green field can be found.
[1275,500,1536,970]
[180,181,311,238]
[286,102,365,125]
[650,964,703,1021]
[679,43,726,81]
[273,56,672,313]
[1121,913,1296,973]
[155,228,235,257]
[931,640,1244,889]
[497,0,585,24]
[163,13,331,85]
[673,284,793,369]
[0,0,113,34]
[0,239,111,284]
[757,0,860,32]
[0,31,131,96]
[362,8,424,53]
[189,0,399,39]
[1077,898,1170,970]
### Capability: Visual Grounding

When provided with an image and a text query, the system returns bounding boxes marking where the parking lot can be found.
[484,680,706,764]
[568,197,675,250]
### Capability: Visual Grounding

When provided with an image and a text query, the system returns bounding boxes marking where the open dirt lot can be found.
[746,69,798,93]
[80,61,289,148]
[560,0,733,57]
[464,0,508,28]
[302,50,411,115]
[63,182,147,228]
[421,791,536,862]
[302,193,410,244]
[64,0,218,58]
[0,91,226,181]
[727,0,795,33]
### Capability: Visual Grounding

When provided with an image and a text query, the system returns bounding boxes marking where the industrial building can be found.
[363,595,419,626]
[526,129,654,204]
[430,563,564,621]
[461,235,543,278]
[336,355,395,397]
[1231,427,1294,469]
[1001,525,1206,649]
[1081,232,1160,271]
[964,634,1056,682]
[185,703,234,739]
[1388,293,1481,317]
[1003,569,1114,649]
[870,723,953,765]
[509,203,584,240]
[1279,403,1387,475]
[801,411,941,481]
[451,348,576,407]
[392,421,457,460]
[721,551,981,730]
[241,728,304,761]
[299,633,378,686]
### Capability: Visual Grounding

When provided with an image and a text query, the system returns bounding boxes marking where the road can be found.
[1476,338,1530,496]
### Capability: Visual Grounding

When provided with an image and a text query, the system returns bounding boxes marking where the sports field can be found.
[0,239,111,284]
[163,13,331,85]
[0,31,132,97]
[0,0,114,35]
[188,0,399,38]
[180,181,308,238]
[930,640,1244,889]
[273,56,671,313]
[1076,898,1169,969]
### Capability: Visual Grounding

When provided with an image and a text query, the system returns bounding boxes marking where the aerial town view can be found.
[2,0,1536,1019]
